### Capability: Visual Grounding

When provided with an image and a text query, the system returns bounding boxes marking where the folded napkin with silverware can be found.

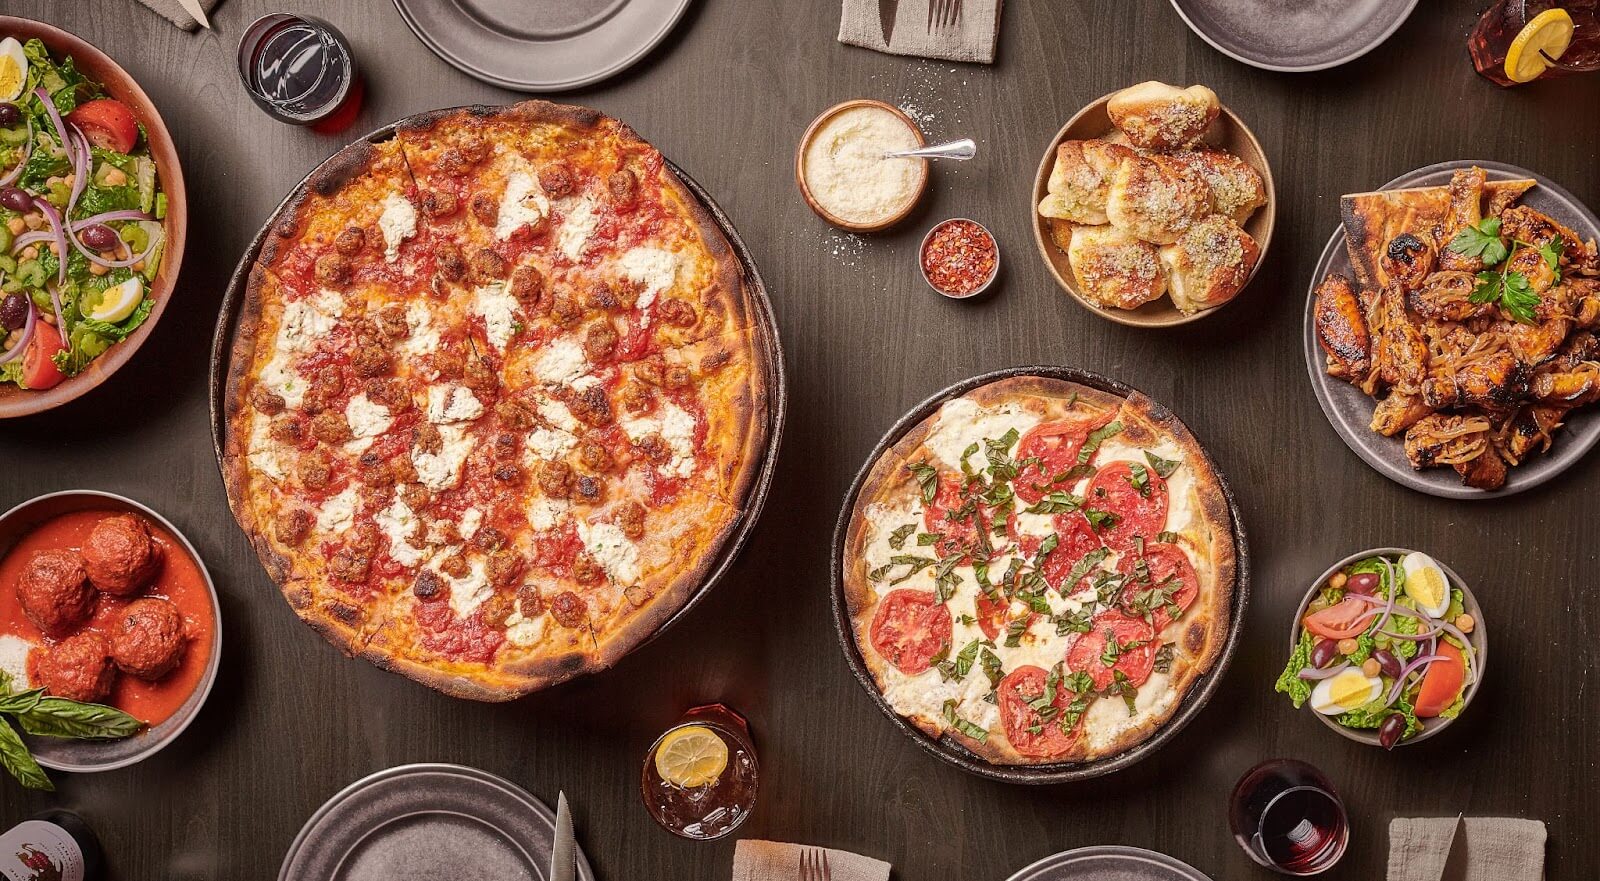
[733,840,890,881]
[133,0,221,32]
[1388,817,1546,881]
[838,0,1002,64]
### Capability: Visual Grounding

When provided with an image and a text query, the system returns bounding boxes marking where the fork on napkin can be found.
[733,840,889,881]
[1388,817,1546,881]
[837,0,1003,64]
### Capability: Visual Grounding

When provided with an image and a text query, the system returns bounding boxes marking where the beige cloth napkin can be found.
[1388,817,1547,881]
[838,0,1002,64]
[733,840,890,881]
[133,0,223,32]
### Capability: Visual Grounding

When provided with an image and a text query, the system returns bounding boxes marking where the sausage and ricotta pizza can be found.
[221,101,770,700]
[842,376,1236,764]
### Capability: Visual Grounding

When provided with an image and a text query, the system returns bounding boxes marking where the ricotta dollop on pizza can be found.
[843,376,1235,765]
[222,102,769,700]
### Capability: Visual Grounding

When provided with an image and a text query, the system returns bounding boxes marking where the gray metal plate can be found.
[1005,845,1214,881]
[391,0,692,92]
[1302,160,1600,499]
[278,763,595,881]
[1167,0,1419,72]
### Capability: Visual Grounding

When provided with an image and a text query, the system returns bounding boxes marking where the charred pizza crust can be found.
[842,376,1235,765]
[222,101,769,700]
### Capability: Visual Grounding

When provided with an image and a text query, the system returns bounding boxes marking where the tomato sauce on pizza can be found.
[222,102,770,700]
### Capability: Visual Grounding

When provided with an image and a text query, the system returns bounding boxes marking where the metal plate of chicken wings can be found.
[1303,160,1600,498]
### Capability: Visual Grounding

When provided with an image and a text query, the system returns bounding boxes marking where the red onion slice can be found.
[34,202,68,286]
[0,300,37,364]
[66,128,89,217]
[76,221,161,270]
[10,230,54,253]
[34,88,70,156]
[1377,625,1445,642]
[1382,653,1445,708]
[46,283,65,333]
[1299,661,1352,682]
[71,209,151,230]
[0,118,34,188]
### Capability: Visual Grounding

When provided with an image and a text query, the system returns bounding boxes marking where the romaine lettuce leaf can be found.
[1275,630,1316,708]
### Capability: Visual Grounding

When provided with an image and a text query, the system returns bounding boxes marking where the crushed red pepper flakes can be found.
[922,220,997,296]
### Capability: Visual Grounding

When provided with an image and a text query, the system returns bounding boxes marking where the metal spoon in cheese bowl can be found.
[884,138,976,161]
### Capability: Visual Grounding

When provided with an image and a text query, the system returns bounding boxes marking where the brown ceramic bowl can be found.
[1030,90,1275,328]
[0,17,187,418]
[795,99,928,233]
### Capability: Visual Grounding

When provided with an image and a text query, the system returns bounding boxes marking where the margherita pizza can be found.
[221,101,770,700]
[842,376,1235,765]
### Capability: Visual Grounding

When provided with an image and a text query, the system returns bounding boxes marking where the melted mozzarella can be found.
[617,247,678,318]
[248,414,288,482]
[577,519,639,584]
[457,508,483,541]
[345,394,392,440]
[378,192,417,262]
[531,337,588,385]
[317,485,361,533]
[426,385,484,424]
[375,496,426,566]
[439,556,491,618]
[495,168,550,240]
[528,497,568,530]
[922,398,1042,469]
[473,284,520,350]
[412,425,473,490]
[557,195,601,261]
[618,401,697,478]
[260,290,342,408]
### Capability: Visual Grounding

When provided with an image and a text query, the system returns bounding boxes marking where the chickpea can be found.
[1361,658,1381,677]
[5,217,23,236]
[62,174,74,188]
[103,167,127,186]
[1454,613,1475,634]
[44,175,61,187]
[88,262,109,277]
[131,260,144,272]
[22,212,42,230]
[40,311,54,325]
[19,245,36,260]
[1329,572,1348,590]
[1336,637,1359,655]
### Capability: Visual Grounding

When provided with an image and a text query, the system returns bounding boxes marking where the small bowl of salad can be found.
[1276,547,1486,749]
[0,18,186,417]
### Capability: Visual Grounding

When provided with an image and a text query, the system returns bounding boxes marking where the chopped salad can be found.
[1275,551,1477,749]
[0,36,167,391]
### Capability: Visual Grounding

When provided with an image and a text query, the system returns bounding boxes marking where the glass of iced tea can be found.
[1470,0,1600,85]
[641,703,758,840]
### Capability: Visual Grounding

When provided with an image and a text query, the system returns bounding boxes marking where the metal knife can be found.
[176,0,212,30]
[550,791,576,881]
[878,0,899,46]
[1439,813,1470,881]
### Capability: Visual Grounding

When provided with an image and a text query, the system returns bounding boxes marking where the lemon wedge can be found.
[1505,8,1574,84]
[653,725,728,788]
[87,277,143,323]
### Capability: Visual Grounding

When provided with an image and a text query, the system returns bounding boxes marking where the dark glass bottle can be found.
[0,810,103,881]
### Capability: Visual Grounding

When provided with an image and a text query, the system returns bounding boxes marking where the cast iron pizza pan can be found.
[829,365,1250,784]
[278,763,595,880]
[209,107,785,684]
[1302,160,1600,499]
[1004,845,1214,881]
[391,0,692,92]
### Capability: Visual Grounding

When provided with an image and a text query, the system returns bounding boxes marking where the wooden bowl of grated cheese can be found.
[796,99,929,233]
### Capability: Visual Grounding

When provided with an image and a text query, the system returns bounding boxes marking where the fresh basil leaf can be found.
[1004,617,1029,648]
[1061,548,1110,594]
[941,699,989,743]
[907,461,939,503]
[0,718,51,791]
[1024,491,1082,515]
[979,648,1004,689]
[1153,642,1175,674]
[1143,450,1180,478]
[1077,421,1123,464]
[888,524,916,550]
[1156,530,1181,544]
[1126,462,1151,498]
[1084,508,1117,530]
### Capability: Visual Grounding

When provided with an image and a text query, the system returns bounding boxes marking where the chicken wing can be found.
[1313,273,1369,382]
[1404,413,1494,470]
[1437,167,1487,273]
[1408,271,1490,322]
[1370,391,1432,437]
[1375,285,1428,393]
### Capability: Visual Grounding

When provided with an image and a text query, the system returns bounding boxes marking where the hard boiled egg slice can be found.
[1310,669,1383,716]
[87,276,143,323]
[1401,551,1451,618]
[0,38,26,103]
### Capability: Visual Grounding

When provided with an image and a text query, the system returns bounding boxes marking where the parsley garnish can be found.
[1448,218,1557,325]
[1448,217,1509,265]
[1471,268,1540,324]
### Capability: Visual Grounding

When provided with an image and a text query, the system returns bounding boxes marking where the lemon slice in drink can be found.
[654,725,728,788]
[1505,8,1574,83]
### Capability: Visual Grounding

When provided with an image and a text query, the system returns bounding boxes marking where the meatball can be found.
[81,514,164,596]
[109,597,187,681]
[17,550,96,636]
[35,631,115,703]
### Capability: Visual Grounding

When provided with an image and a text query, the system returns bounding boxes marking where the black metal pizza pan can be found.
[828,366,1250,784]
[1004,845,1214,881]
[208,107,786,685]
[1302,160,1600,499]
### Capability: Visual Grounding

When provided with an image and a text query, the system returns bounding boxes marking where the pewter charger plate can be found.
[1302,160,1600,499]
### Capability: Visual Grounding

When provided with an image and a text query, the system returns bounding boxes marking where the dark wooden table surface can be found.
[3,1,1597,878]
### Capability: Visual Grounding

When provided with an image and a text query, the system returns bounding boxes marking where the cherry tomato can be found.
[21,321,66,390]
[67,99,141,153]
[1301,597,1374,640]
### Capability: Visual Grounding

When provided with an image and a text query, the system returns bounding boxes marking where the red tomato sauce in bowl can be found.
[0,509,215,726]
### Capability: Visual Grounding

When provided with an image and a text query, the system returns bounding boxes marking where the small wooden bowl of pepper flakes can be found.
[920,218,999,299]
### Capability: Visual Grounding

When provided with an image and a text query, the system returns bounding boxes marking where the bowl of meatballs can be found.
[0,490,219,772]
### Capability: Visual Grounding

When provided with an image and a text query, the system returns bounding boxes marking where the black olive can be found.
[79,224,119,252]
[1378,712,1408,750]
[0,103,19,127]
[0,292,26,331]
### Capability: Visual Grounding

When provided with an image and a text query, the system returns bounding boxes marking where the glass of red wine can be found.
[1228,759,1349,875]
[236,13,365,133]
